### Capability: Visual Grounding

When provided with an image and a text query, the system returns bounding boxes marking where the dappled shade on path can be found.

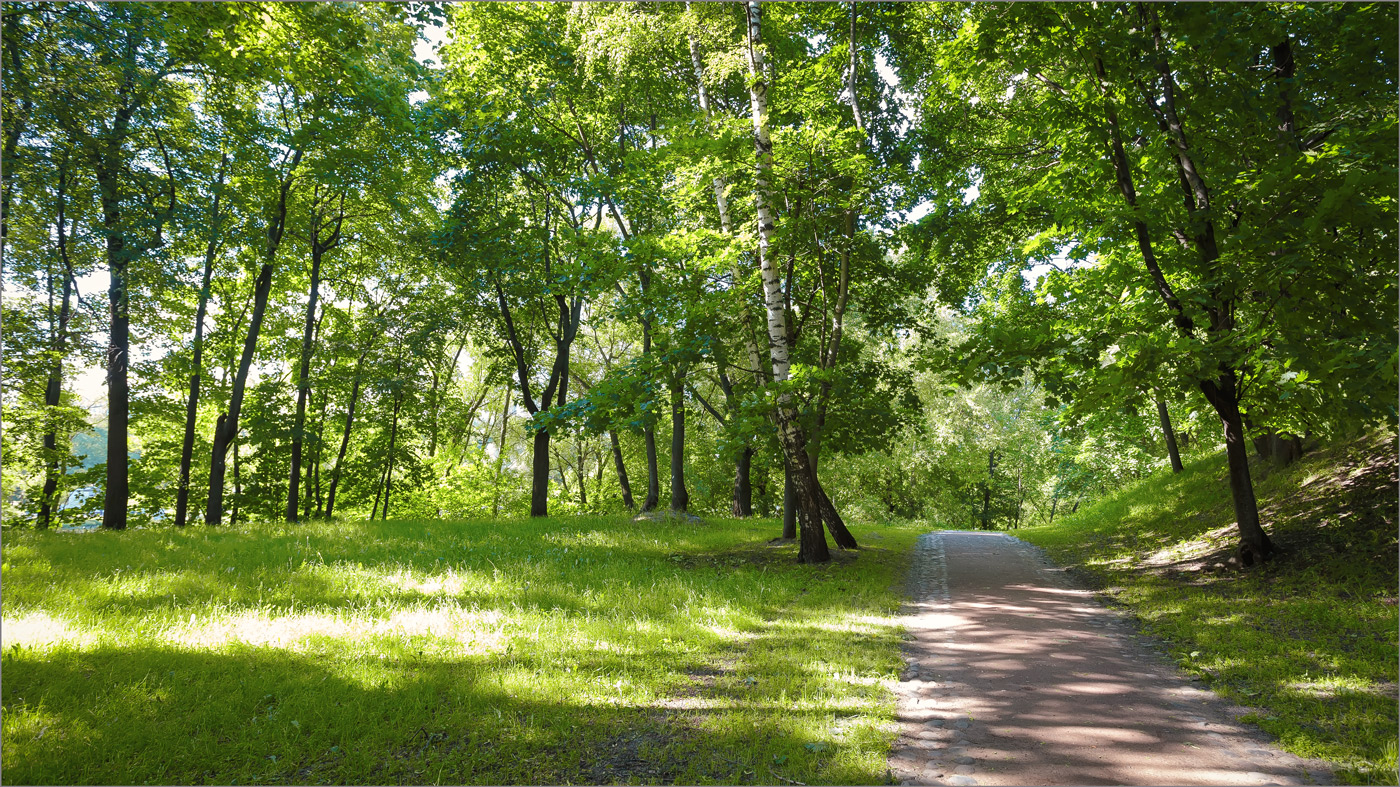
[890,531,1332,786]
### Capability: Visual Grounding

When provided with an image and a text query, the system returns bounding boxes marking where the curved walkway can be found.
[888,531,1333,786]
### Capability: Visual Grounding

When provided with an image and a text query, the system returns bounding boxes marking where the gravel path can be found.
[888,531,1334,786]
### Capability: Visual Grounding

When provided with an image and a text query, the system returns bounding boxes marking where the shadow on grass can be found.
[2,634,893,785]
[2,517,922,785]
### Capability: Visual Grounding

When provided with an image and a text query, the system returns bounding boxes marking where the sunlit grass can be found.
[2,515,924,785]
[1019,433,1398,785]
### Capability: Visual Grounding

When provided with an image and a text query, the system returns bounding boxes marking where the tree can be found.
[896,1,1397,563]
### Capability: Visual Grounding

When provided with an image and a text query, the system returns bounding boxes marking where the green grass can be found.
[1,515,926,785]
[1017,432,1399,785]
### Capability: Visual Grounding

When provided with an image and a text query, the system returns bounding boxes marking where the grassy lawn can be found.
[1,515,926,785]
[1017,432,1399,785]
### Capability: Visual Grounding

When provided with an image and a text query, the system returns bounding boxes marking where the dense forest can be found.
[2,2,1395,564]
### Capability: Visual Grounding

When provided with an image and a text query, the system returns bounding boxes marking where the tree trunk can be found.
[642,425,660,512]
[310,387,330,517]
[687,21,768,389]
[207,149,302,525]
[814,475,857,548]
[39,157,76,529]
[1156,396,1184,473]
[732,446,754,517]
[288,190,343,522]
[576,435,588,509]
[669,365,689,512]
[747,0,828,562]
[175,153,228,528]
[324,345,371,520]
[229,427,240,527]
[1013,469,1025,529]
[980,449,996,530]
[640,327,660,512]
[609,429,634,509]
[1095,36,1271,563]
[529,428,551,517]
[370,458,387,521]
[1200,373,1274,564]
[381,388,404,521]
[97,162,131,531]
[782,464,797,539]
[493,387,511,516]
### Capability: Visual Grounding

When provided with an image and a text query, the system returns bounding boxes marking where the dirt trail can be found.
[888,531,1333,787]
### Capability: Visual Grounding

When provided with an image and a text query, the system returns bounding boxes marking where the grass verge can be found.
[1017,432,1398,785]
[2,515,925,785]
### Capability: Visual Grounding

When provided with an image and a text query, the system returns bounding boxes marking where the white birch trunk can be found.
[744,0,791,387]
[687,18,767,384]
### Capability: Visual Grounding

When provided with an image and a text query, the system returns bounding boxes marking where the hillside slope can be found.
[1017,432,1398,785]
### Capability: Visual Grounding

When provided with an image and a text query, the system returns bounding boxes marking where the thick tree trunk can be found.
[747,0,829,562]
[1200,373,1274,565]
[732,446,754,517]
[229,428,241,527]
[669,366,689,512]
[609,430,634,509]
[1156,396,1184,473]
[98,170,131,531]
[813,472,857,548]
[207,149,302,525]
[782,464,797,539]
[529,428,551,517]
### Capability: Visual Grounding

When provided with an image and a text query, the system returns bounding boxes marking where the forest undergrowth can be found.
[1018,432,1399,785]
[1,515,925,785]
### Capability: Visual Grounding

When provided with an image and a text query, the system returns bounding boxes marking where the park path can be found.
[888,531,1333,787]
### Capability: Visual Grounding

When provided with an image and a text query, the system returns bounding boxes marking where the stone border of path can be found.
[888,531,1336,787]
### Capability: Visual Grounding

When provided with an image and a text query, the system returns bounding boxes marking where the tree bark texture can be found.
[747,0,830,562]
[732,447,754,517]
[529,428,551,517]
[97,156,132,530]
